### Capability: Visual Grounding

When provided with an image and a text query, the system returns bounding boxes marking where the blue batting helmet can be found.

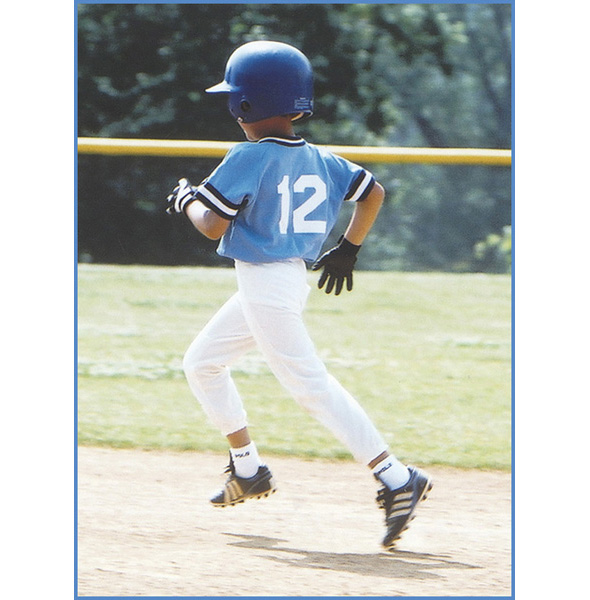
[206,40,314,123]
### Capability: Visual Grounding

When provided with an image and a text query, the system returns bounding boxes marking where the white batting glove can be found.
[165,177,198,215]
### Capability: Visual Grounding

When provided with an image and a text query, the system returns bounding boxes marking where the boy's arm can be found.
[185,201,230,240]
[312,181,385,295]
[165,177,230,240]
[343,182,385,246]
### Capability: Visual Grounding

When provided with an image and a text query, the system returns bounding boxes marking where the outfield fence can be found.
[77,137,511,166]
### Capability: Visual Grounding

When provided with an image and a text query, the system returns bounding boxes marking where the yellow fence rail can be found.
[77,137,511,166]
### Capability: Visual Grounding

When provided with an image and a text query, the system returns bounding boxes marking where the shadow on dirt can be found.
[224,533,478,581]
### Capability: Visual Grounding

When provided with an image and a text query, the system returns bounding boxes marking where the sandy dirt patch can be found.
[77,447,511,597]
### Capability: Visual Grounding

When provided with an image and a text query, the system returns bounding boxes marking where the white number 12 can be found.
[277,174,327,234]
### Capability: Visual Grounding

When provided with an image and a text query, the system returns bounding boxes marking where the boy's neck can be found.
[238,116,297,142]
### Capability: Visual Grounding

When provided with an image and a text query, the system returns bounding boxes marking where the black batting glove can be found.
[165,177,199,215]
[311,236,361,295]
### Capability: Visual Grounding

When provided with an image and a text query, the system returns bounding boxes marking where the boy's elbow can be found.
[373,182,385,204]
[201,230,220,241]
[366,182,385,209]
[200,221,228,240]
[208,216,233,240]
[186,202,230,239]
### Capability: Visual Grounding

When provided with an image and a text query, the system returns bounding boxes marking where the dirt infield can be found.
[77,446,511,597]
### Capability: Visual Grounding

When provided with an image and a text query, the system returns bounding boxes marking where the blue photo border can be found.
[73,2,515,599]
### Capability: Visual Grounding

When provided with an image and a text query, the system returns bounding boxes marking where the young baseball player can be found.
[166,40,431,550]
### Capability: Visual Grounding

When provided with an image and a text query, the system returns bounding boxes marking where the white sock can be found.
[372,456,410,490]
[230,442,262,479]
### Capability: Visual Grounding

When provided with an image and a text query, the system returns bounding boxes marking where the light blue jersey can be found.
[194,136,375,263]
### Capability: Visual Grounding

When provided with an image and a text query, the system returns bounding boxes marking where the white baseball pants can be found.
[182,258,388,465]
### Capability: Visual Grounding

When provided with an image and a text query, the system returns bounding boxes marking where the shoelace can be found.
[376,486,393,510]
[223,454,236,475]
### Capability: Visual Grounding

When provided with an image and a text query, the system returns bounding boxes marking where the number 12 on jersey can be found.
[278,174,327,234]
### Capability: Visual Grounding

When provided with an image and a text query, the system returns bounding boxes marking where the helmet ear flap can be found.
[208,41,314,123]
[228,95,253,122]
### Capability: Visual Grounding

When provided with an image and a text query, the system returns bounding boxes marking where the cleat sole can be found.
[212,486,276,508]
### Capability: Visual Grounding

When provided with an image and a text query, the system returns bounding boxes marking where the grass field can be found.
[77,264,511,470]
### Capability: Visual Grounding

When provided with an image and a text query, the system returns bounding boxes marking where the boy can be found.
[165,40,431,550]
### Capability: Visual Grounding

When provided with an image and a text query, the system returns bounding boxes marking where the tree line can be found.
[77,3,511,272]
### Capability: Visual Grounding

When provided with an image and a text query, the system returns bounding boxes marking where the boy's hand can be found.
[312,237,361,295]
[165,178,198,214]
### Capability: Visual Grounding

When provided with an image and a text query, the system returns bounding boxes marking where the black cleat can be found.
[210,454,277,507]
[376,466,432,550]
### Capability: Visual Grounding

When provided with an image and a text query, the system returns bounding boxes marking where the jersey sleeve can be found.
[321,146,376,203]
[193,181,242,220]
[343,168,375,202]
[193,144,256,220]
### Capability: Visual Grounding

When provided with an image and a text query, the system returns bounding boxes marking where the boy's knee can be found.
[183,345,223,382]
[183,345,206,376]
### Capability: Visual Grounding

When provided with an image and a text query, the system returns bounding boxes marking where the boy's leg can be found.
[235,259,391,466]
[234,259,431,546]
[182,291,256,437]
[226,427,260,477]
[182,291,276,505]
[210,424,277,507]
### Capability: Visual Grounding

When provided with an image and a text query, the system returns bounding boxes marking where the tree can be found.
[77,3,512,271]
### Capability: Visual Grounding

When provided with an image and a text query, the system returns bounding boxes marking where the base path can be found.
[77,446,512,597]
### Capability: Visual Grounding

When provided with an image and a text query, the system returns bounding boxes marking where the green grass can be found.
[77,264,511,470]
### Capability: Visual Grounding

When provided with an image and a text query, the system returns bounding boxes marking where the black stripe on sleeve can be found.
[195,192,235,220]
[344,171,375,202]
[203,182,242,211]
[356,176,375,202]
